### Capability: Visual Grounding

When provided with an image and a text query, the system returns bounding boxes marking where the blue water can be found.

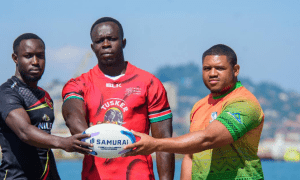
[57,159,300,180]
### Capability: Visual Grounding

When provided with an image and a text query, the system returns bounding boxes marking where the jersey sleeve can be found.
[0,90,23,122]
[216,100,263,141]
[62,77,85,103]
[147,77,172,123]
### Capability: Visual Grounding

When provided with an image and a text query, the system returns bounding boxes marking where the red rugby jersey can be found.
[62,62,172,180]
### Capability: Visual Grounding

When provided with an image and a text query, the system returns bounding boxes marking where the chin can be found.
[21,73,42,82]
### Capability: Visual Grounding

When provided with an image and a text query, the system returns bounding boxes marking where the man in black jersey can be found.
[0,33,92,180]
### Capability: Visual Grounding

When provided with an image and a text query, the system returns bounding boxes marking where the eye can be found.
[95,38,104,44]
[24,54,32,58]
[37,54,45,59]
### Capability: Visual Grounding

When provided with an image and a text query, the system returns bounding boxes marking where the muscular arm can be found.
[62,98,88,135]
[180,154,192,180]
[151,118,175,180]
[5,108,92,153]
[124,120,234,155]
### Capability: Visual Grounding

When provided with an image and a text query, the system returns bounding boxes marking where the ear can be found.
[12,53,18,64]
[233,64,240,77]
[91,43,95,53]
[122,38,126,49]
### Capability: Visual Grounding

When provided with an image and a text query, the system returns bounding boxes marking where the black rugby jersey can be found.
[0,76,60,180]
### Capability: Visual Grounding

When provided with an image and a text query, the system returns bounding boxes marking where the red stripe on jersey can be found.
[29,96,45,108]
[63,93,83,101]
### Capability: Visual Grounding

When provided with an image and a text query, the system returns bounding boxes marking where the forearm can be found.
[154,131,211,154]
[151,119,175,179]
[156,152,175,180]
[62,99,88,135]
[180,154,192,180]
[18,123,64,149]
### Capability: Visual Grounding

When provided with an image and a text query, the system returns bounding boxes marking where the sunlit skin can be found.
[12,39,45,88]
[90,22,127,76]
[202,55,240,97]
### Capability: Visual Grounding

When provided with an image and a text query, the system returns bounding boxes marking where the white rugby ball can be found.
[81,123,136,158]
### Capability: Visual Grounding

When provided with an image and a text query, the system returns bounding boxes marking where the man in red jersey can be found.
[62,17,175,180]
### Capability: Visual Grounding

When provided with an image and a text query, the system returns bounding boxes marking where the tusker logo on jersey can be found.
[210,112,218,123]
[104,107,125,125]
[101,98,128,125]
[101,98,128,113]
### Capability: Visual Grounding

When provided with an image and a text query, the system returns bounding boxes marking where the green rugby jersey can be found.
[190,82,264,180]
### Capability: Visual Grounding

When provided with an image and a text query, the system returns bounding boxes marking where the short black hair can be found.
[202,44,237,67]
[13,33,45,54]
[90,17,124,40]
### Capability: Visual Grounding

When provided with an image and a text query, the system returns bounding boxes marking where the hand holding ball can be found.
[81,124,136,158]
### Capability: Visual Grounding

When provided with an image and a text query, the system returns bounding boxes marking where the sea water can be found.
[57,160,300,180]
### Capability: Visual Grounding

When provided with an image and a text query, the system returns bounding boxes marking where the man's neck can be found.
[211,81,237,98]
[98,61,127,76]
[14,73,38,89]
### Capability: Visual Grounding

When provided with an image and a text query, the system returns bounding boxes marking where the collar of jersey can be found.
[212,81,243,100]
[96,61,133,78]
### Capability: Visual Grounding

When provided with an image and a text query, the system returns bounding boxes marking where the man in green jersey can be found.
[124,44,264,180]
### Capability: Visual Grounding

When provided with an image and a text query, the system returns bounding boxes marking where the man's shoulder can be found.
[129,63,155,78]
[228,85,259,103]
[0,77,17,93]
[64,66,97,87]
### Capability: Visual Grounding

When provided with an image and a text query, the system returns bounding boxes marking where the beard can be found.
[20,70,42,82]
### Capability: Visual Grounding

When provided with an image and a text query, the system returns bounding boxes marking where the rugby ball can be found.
[81,123,136,158]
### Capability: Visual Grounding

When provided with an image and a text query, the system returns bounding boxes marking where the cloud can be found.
[43,45,94,82]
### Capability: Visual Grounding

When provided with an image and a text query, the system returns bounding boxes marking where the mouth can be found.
[209,79,219,84]
[101,52,114,56]
[29,69,42,73]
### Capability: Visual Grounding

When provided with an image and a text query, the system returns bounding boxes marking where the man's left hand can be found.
[122,131,157,157]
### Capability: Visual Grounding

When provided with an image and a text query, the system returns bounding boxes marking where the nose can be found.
[102,39,111,49]
[209,68,218,77]
[32,55,39,65]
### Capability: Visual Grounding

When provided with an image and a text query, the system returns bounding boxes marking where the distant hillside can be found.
[155,63,300,139]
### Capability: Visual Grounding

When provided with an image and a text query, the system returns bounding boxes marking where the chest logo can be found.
[45,97,53,109]
[106,83,122,88]
[210,112,218,123]
[125,87,142,96]
[104,107,125,125]
[42,114,50,121]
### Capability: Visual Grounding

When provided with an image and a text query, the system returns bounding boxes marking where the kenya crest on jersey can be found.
[100,98,128,125]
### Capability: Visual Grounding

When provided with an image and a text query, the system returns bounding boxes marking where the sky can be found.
[1,0,300,93]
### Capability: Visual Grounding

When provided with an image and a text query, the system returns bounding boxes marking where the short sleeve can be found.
[216,100,263,141]
[147,77,172,123]
[62,77,85,103]
[0,90,23,122]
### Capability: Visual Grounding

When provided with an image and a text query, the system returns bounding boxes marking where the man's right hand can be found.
[60,133,93,154]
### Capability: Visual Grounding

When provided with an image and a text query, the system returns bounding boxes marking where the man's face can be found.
[91,22,126,66]
[13,39,45,82]
[202,55,239,96]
